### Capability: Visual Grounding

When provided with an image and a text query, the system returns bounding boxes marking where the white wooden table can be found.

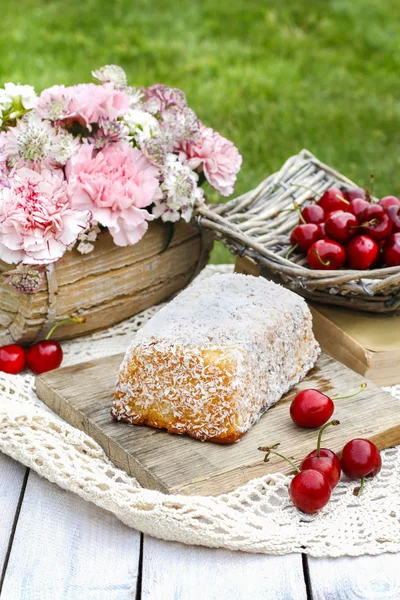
[0,454,399,599]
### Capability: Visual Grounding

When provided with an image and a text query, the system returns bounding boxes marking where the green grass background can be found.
[1,0,400,263]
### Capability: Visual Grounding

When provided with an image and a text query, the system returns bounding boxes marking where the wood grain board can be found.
[36,351,400,496]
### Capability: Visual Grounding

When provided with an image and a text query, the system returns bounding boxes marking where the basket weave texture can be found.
[196,149,400,313]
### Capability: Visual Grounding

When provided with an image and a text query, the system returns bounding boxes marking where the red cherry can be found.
[386,205,400,233]
[347,235,379,270]
[290,223,323,253]
[301,204,325,224]
[383,233,400,266]
[342,187,367,202]
[290,389,334,428]
[289,470,332,514]
[26,340,63,375]
[360,205,392,241]
[300,420,341,489]
[258,444,331,514]
[307,239,346,270]
[348,198,371,219]
[341,438,382,479]
[0,344,26,374]
[325,212,359,243]
[378,196,400,210]
[325,209,345,220]
[24,316,86,375]
[301,449,341,490]
[317,188,349,213]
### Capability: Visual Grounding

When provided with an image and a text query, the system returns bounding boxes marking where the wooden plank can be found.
[0,471,141,599]
[141,537,307,600]
[0,453,27,577]
[308,554,400,599]
[36,352,400,496]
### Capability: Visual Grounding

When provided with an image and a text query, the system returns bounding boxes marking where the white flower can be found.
[123,108,160,142]
[92,65,128,87]
[126,87,144,107]
[153,153,204,223]
[5,112,79,166]
[4,83,37,110]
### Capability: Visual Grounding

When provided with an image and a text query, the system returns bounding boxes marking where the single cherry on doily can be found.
[258,444,331,514]
[290,383,366,428]
[0,344,26,375]
[26,316,86,375]
[300,420,341,489]
[341,438,382,496]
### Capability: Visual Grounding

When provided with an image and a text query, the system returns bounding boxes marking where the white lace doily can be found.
[0,265,399,557]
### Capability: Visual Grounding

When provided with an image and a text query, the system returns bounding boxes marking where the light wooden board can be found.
[308,554,400,599]
[0,470,141,600]
[141,537,307,600]
[0,453,27,582]
[36,352,400,496]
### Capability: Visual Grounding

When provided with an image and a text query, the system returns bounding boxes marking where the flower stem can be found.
[258,444,301,473]
[332,383,367,401]
[46,317,86,340]
[316,420,340,457]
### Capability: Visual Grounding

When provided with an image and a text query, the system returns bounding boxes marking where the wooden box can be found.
[0,221,213,345]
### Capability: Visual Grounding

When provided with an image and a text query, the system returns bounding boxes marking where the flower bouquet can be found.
[0,65,241,343]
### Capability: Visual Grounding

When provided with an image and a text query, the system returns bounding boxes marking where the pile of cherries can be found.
[0,317,85,376]
[288,185,400,270]
[259,383,382,514]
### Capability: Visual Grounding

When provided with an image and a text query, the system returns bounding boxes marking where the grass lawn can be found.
[1,0,400,263]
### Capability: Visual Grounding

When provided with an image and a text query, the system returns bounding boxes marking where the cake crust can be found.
[113,273,320,443]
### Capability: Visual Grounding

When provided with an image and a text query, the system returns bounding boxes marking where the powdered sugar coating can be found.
[113,273,320,442]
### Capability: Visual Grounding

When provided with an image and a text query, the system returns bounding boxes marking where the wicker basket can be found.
[196,149,400,313]
[0,221,213,344]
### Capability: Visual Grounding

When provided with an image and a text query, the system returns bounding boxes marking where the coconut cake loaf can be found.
[112,273,320,443]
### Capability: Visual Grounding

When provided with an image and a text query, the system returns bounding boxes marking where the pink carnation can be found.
[36,83,130,129]
[0,168,90,265]
[180,126,242,196]
[66,142,162,246]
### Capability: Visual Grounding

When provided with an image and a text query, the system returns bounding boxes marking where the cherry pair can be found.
[259,423,382,514]
[0,317,85,376]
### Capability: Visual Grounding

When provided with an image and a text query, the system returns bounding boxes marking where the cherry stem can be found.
[291,183,318,197]
[354,477,365,497]
[335,193,349,205]
[46,316,86,340]
[286,244,298,259]
[316,420,340,457]
[370,174,375,195]
[312,248,331,267]
[258,443,301,473]
[293,202,306,224]
[332,382,367,401]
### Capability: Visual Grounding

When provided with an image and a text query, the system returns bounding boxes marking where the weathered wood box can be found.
[0,221,213,345]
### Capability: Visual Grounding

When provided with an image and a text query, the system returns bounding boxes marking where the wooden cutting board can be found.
[35,352,400,496]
